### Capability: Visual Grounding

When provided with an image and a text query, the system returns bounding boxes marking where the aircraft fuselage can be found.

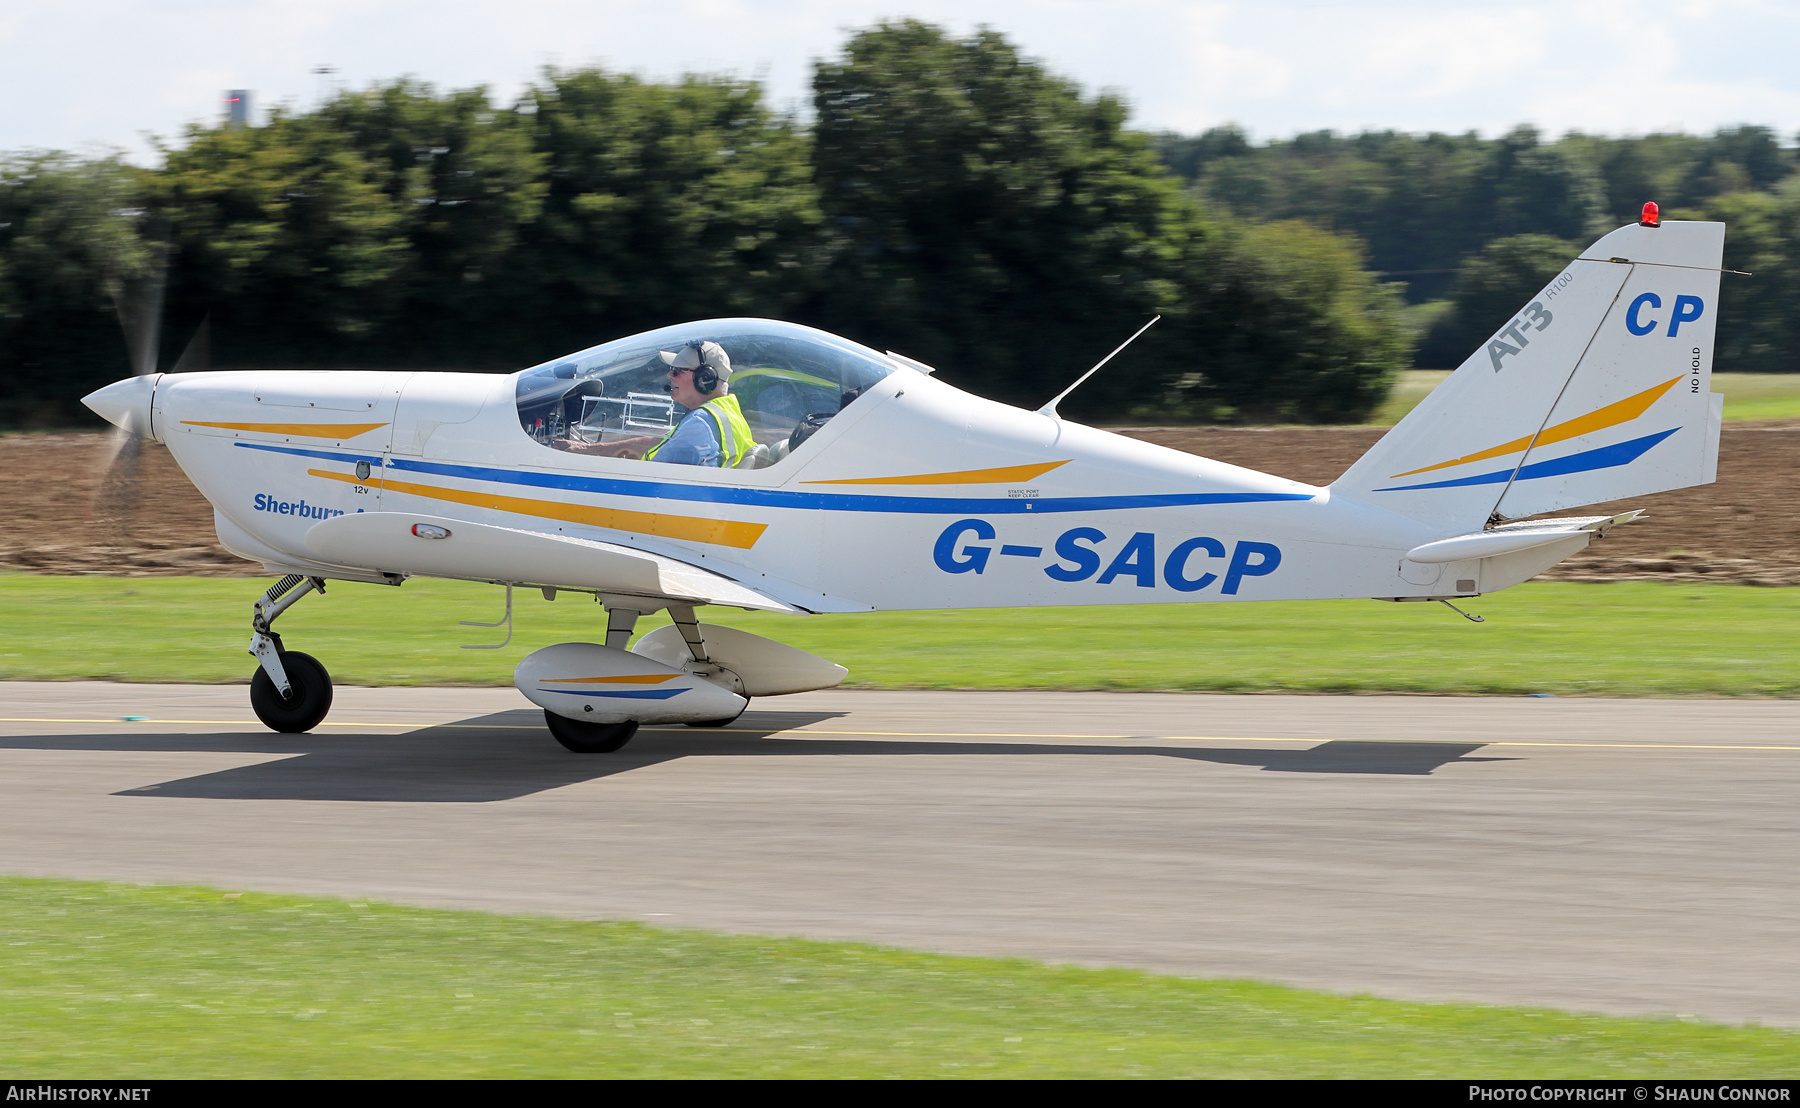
[134,362,1552,612]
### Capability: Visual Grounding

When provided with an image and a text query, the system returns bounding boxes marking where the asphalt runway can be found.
[3,680,1798,1027]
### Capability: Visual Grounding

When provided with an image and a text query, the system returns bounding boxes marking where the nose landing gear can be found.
[250,650,334,733]
[247,574,335,733]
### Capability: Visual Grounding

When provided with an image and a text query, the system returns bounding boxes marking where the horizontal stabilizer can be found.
[304,512,800,612]
[1404,512,1642,564]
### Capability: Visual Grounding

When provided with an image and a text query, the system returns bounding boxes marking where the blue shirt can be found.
[650,408,721,466]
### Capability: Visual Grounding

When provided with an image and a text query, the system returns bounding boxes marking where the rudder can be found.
[1334,219,1726,532]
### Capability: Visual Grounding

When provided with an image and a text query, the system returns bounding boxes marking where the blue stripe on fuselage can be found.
[235,441,1315,515]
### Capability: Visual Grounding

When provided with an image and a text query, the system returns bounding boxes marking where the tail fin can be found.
[1335,220,1725,532]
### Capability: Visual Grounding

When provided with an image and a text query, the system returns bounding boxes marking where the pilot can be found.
[578,340,754,466]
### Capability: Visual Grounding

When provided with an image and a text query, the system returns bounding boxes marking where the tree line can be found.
[1156,125,1800,370]
[3,21,1795,433]
[0,21,1406,429]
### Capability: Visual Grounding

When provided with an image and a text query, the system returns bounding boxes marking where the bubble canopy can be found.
[515,319,899,468]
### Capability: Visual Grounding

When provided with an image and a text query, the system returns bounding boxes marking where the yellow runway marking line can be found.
[685,729,1800,753]
[5,718,1800,752]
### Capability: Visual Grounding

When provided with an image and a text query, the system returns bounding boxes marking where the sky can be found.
[5,0,1799,163]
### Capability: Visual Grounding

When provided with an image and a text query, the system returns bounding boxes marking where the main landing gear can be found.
[543,714,639,753]
[247,574,334,733]
[534,603,749,754]
[664,604,749,729]
[535,602,653,753]
[537,604,658,754]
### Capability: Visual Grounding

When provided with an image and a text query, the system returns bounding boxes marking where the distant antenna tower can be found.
[312,66,338,106]
[223,90,251,129]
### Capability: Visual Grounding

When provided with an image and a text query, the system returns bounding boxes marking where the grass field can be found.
[1372,371,1800,425]
[1709,373,1800,421]
[1371,369,1454,424]
[5,877,1795,1078]
[3,573,1799,697]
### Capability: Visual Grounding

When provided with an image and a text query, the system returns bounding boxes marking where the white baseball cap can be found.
[658,340,732,380]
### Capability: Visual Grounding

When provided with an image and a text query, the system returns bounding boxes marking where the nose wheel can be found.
[246,574,335,733]
[250,650,334,733]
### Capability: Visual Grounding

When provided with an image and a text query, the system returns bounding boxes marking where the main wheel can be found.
[544,710,639,753]
[249,650,334,734]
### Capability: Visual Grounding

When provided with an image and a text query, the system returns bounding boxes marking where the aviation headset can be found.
[666,340,722,395]
[689,341,720,394]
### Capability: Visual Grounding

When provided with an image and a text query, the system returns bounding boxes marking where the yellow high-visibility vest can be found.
[645,393,752,467]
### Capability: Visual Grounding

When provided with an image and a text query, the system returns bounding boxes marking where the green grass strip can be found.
[1373,373,1800,426]
[4,574,1800,697]
[1698,374,1800,423]
[3,877,1794,1078]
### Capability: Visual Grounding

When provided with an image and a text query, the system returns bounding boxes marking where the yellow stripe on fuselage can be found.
[540,674,682,685]
[306,469,768,550]
[183,420,390,438]
[803,460,1069,485]
[1389,376,1684,479]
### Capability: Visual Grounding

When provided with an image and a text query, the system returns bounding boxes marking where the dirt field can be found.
[4,427,1797,583]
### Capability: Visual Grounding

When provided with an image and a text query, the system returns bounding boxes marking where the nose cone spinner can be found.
[82,374,162,442]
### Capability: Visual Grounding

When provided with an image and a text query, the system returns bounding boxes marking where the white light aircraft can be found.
[83,210,1727,751]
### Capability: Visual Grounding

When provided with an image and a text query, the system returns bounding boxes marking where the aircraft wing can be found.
[303,512,802,613]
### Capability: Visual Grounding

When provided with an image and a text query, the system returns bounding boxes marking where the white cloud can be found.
[1343,10,1549,101]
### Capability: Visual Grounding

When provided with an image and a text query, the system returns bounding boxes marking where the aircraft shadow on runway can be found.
[1,709,1513,803]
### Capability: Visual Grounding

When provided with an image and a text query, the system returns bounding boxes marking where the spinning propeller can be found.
[93,230,208,524]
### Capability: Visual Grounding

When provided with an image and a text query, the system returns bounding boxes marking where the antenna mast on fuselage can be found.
[1037,315,1161,419]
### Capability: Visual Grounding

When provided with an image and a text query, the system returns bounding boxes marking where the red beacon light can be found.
[1640,201,1660,227]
